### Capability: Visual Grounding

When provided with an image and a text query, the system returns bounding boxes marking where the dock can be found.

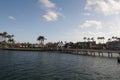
[60,49,120,57]
[1,48,120,57]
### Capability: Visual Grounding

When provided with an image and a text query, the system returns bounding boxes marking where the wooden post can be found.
[90,52,92,56]
[108,53,109,57]
[102,53,103,57]
[110,53,113,57]
[108,52,110,57]
[94,52,95,56]
[98,52,100,56]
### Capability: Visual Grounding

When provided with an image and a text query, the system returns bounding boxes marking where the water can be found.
[0,50,120,80]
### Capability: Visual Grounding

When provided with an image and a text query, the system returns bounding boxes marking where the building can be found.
[106,41,120,50]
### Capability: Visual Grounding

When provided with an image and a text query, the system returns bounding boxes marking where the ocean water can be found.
[0,50,120,80]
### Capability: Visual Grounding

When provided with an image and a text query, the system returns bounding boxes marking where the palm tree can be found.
[117,37,120,41]
[8,38,15,43]
[97,37,102,44]
[112,36,117,41]
[2,32,8,42]
[102,37,105,44]
[114,36,118,41]
[83,37,87,42]
[6,34,14,43]
[107,38,111,42]
[6,35,11,41]
[37,36,46,47]
[87,38,90,42]
[0,32,3,42]
[97,37,105,44]
[91,37,94,42]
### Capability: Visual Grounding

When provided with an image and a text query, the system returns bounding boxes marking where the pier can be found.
[60,49,120,57]
[1,48,120,58]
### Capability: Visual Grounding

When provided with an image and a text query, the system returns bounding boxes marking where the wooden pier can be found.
[60,49,120,57]
[1,48,120,57]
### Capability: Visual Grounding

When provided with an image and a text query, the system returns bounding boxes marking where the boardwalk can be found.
[1,48,120,57]
[61,49,120,57]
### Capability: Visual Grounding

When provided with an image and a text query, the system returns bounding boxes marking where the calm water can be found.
[0,50,120,80]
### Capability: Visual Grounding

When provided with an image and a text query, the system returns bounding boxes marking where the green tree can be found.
[0,32,3,42]
[37,36,46,47]
[117,37,120,41]
[112,36,118,41]
[2,32,8,42]
[102,37,105,43]
[97,37,104,44]
[87,38,90,42]
[6,34,14,43]
[91,37,94,42]
[83,37,87,42]
[107,38,111,42]
[8,38,15,43]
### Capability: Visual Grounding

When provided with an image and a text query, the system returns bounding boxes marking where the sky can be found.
[0,0,120,43]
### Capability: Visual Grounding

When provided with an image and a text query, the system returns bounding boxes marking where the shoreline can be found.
[1,48,120,58]
[0,48,60,51]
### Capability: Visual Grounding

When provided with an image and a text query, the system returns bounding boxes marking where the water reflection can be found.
[0,50,120,80]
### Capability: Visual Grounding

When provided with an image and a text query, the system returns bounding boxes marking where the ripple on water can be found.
[0,51,120,80]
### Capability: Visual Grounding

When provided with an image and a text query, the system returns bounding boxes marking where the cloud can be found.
[84,13,91,16]
[38,0,55,8]
[8,16,16,20]
[43,11,58,21]
[60,28,107,42]
[85,0,120,16]
[59,18,120,43]
[80,20,102,29]
[107,19,120,35]
[38,0,62,22]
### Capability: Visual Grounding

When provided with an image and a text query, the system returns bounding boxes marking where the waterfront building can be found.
[106,41,120,50]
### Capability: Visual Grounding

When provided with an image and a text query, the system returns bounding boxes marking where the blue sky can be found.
[0,0,120,43]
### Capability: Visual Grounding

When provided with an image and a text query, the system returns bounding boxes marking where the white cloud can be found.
[80,20,102,29]
[38,0,62,22]
[59,17,120,43]
[107,19,120,35]
[60,28,107,43]
[85,0,120,16]
[38,0,55,8]
[8,16,16,20]
[84,13,91,16]
[43,11,58,21]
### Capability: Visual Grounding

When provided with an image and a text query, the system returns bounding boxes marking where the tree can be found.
[83,37,87,42]
[0,32,15,48]
[0,32,3,42]
[117,37,120,41]
[6,34,14,43]
[91,37,94,42]
[97,37,100,43]
[87,38,90,42]
[102,37,105,44]
[97,37,104,44]
[107,38,111,42]
[2,32,8,42]
[8,38,15,43]
[111,36,118,41]
[114,36,118,41]
[37,36,46,47]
